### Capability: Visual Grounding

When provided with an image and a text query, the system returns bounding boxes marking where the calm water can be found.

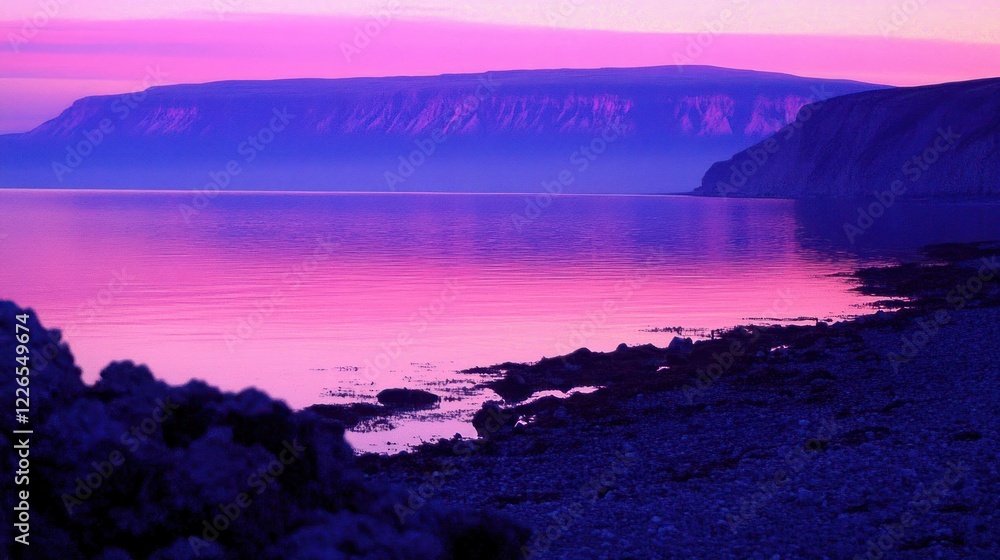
[3,191,1000,452]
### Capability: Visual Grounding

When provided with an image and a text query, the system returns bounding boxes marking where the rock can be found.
[694,78,1000,199]
[564,347,594,365]
[934,527,954,539]
[375,388,441,409]
[94,548,134,560]
[0,300,525,559]
[94,361,158,396]
[305,402,389,427]
[667,337,694,357]
[473,402,519,439]
[810,378,834,390]
[797,488,819,505]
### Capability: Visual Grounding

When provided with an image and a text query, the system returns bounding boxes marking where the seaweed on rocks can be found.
[371,242,1000,559]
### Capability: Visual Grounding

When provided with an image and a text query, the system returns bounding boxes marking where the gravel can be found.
[370,257,1000,559]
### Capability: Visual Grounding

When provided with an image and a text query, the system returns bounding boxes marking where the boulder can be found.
[0,300,524,559]
[667,336,694,357]
[376,388,441,409]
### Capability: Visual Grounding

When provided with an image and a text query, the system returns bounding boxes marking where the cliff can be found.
[693,77,1000,199]
[0,66,879,192]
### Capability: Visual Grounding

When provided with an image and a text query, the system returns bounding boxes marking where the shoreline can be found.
[359,241,1000,559]
[3,241,997,558]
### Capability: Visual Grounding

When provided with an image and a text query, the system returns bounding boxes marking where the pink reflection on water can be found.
[2,191,886,451]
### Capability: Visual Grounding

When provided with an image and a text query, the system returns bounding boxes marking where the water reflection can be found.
[4,191,997,451]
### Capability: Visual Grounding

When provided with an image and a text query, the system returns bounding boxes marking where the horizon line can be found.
[0,188,695,197]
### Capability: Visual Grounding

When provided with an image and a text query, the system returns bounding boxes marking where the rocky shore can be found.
[0,306,526,559]
[361,242,1000,559]
[3,242,998,559]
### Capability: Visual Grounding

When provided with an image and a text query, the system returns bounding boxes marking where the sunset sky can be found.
[2,0,999,133]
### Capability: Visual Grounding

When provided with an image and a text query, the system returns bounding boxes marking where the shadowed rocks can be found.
[0,301,524,559]
[694,78,1000,199]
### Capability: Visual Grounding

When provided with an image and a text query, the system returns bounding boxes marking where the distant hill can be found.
[0,66,880,193]
[693,77,1000,199]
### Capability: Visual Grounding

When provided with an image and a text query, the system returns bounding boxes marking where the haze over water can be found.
[5,190,1000,451]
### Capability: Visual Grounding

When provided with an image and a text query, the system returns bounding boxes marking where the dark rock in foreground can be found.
[0,301,525,559]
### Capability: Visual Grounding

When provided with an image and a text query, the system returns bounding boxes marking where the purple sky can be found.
[2,0,999,133]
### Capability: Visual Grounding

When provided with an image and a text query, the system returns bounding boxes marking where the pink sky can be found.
[2,1,999,133]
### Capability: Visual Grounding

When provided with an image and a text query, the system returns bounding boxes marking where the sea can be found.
[3,190,1000,452]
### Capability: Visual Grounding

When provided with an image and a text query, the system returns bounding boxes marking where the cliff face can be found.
[23,85,807,141]
[0,66,879,192]
[13,67,870,142]
[694,78,1000,199]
